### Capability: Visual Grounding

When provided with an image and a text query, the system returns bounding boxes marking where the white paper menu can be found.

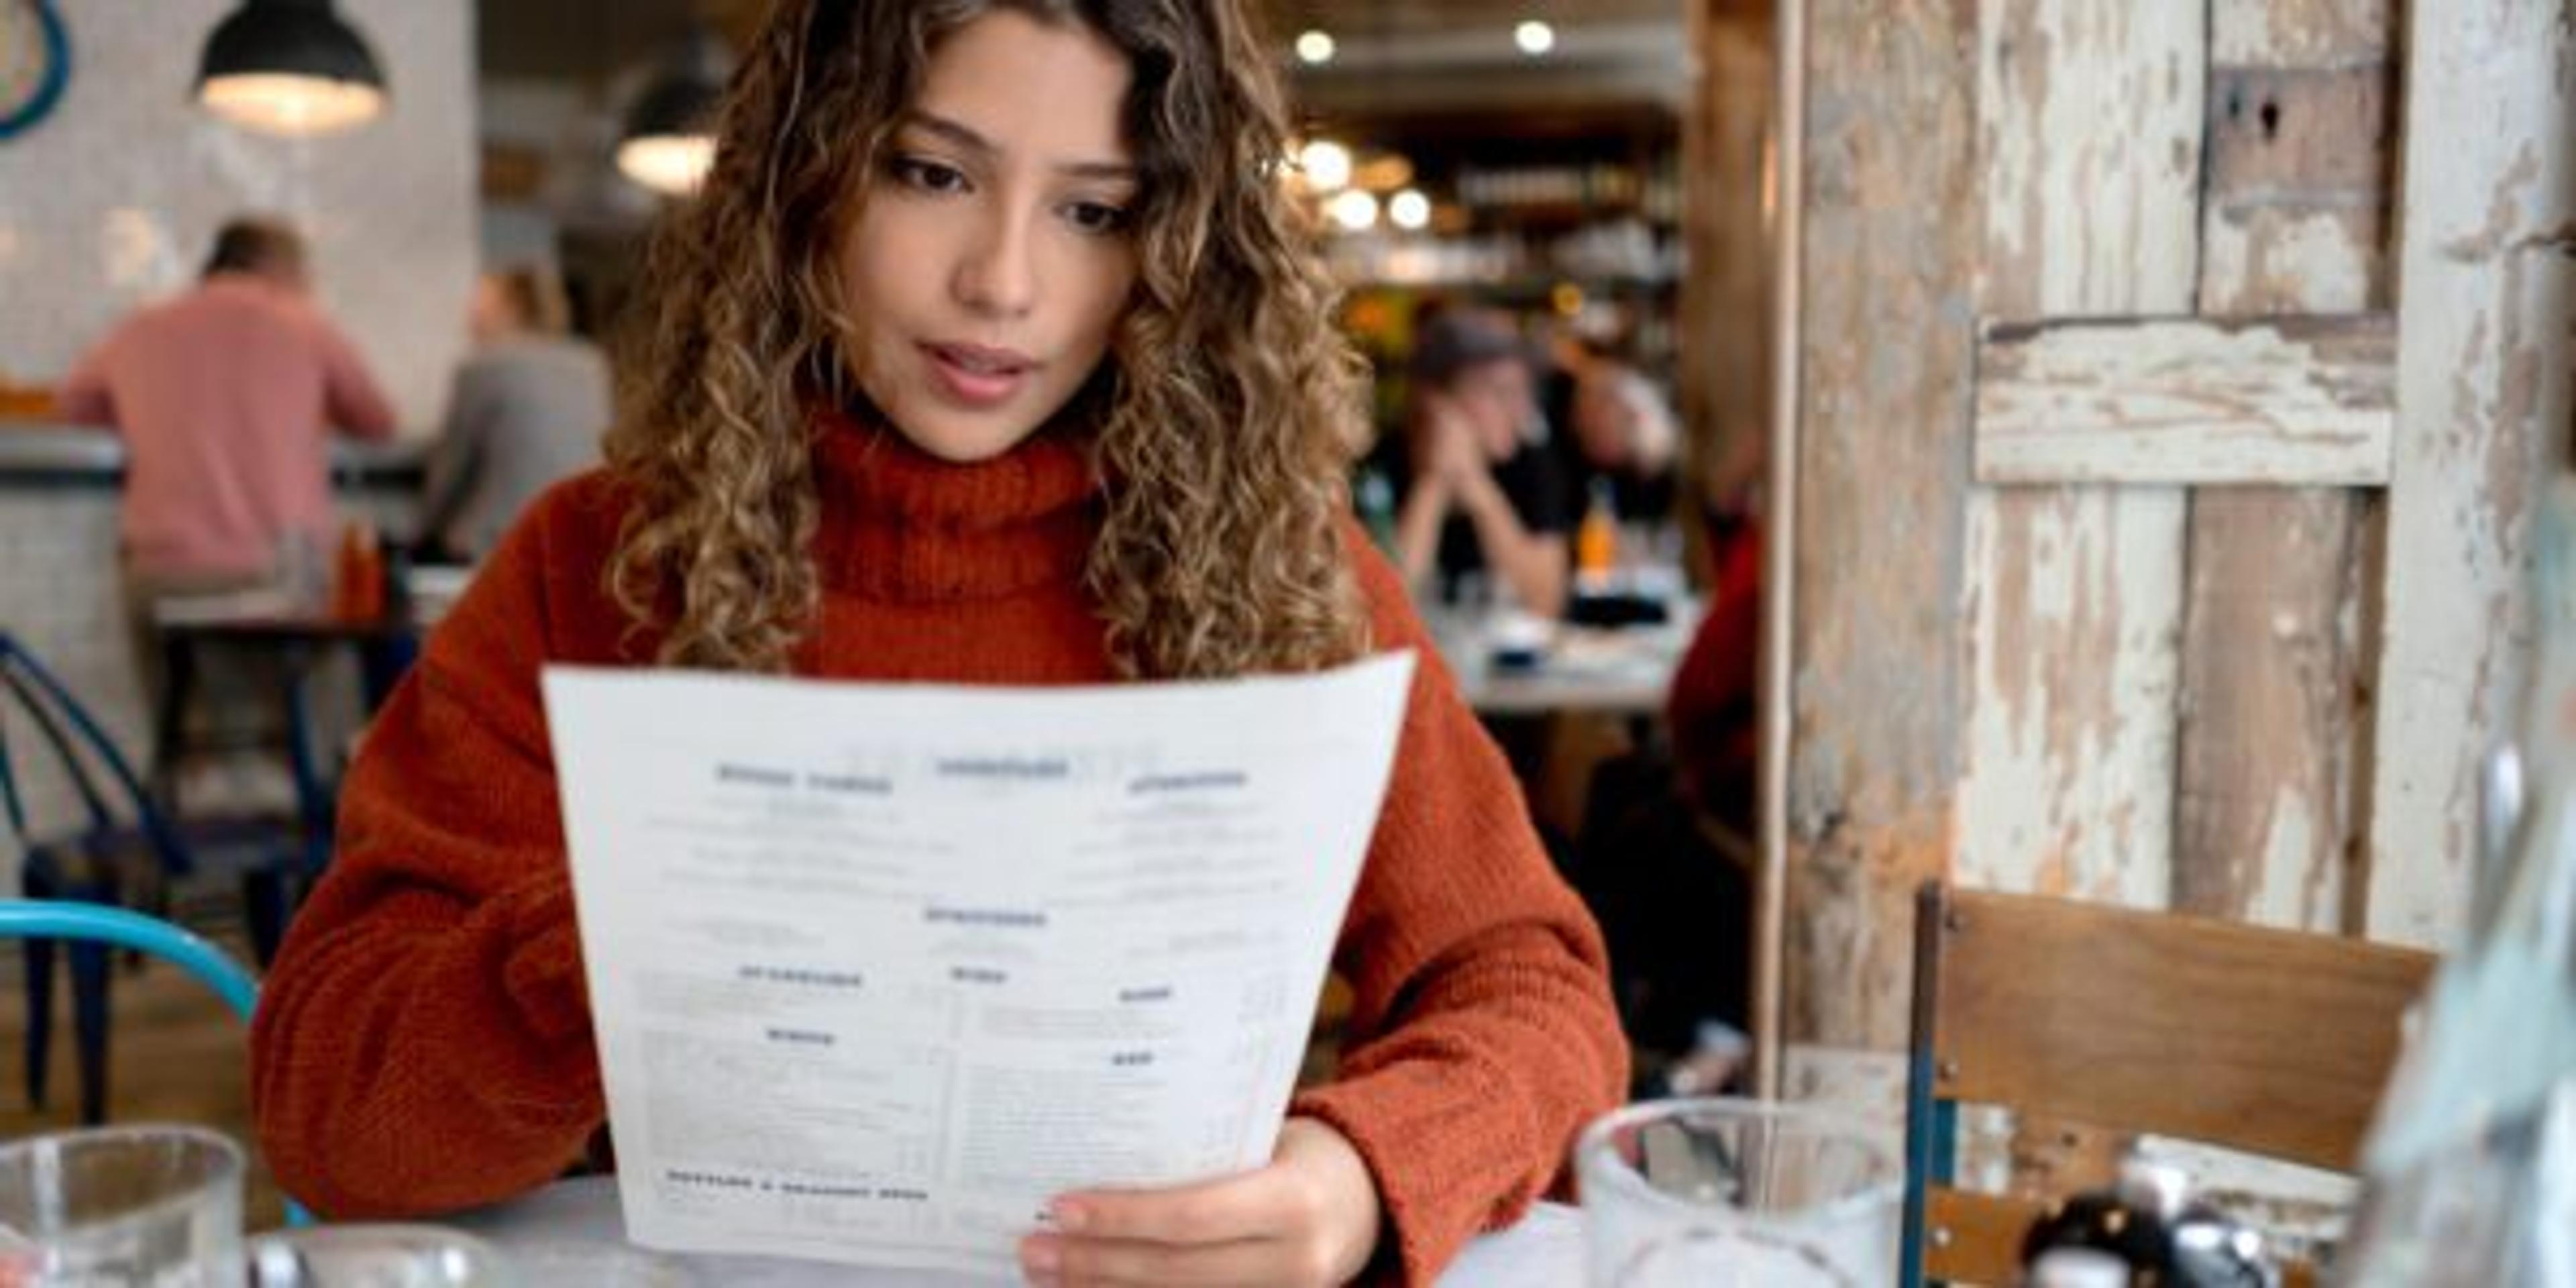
[539,653,1416,1278]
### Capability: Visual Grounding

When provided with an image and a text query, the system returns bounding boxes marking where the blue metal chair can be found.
[0,631,313,1124]
[0,899,309,1226]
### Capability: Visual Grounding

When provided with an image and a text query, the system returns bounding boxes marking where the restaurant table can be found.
[1428,600,1701,720]
[453,1176,1586,1287]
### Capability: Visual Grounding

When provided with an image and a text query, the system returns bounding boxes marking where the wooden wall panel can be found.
[1681,9,1775,502]
[2367,0,2576,948]
[1783,0,1982,1052]
[2176,0,2392,933]
[1975,316,2394,487]
[1955,487,2184,907]
[1954,0,2202,907]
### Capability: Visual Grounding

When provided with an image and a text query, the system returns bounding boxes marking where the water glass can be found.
[243,1224,513,1287]
[1576,1097,1902,1287]
[0,1125,246,1287]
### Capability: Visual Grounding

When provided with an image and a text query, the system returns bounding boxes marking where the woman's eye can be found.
[1063,201,1132,235]
[893,158,968,194]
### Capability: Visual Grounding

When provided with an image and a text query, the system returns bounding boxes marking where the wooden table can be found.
[453,1176,1585,1286]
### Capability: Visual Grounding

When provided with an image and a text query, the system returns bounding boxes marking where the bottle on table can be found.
[1576,476,1619,588]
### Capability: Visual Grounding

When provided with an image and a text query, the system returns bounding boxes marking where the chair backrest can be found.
[1901,881,2438,1287]
[0,633,192,876]
[0,898,307,1226]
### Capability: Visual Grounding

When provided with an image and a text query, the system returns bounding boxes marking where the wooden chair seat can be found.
[1901,882,2437,1285]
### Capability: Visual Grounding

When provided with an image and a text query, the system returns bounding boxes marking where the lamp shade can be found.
[616,31,729,197]
[196,0,386,137]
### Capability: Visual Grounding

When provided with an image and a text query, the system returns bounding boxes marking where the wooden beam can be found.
[1974,315,2395,486]
[2175,0,2393,936]
[1782,0,1982,1053]
[1955,0,2202,908]
[2367,0,2576,948]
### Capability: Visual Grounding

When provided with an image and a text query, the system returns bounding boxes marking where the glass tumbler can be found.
[0,1124,246,1287]
[1576,1097,1902,1287]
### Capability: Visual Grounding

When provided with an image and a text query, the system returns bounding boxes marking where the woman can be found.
[251,3,1625,1284]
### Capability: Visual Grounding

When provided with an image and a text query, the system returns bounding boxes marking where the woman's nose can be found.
[953,209,1038,317]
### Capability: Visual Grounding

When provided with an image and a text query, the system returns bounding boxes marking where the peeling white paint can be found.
[2368,0,2575,949]
[2247,786,2329,930]
[1960,0,2200,910]
[2201,206,2377,315]
[1976,317,2395,486]
[1977,0,2205,324]
[1957,486,2184,908]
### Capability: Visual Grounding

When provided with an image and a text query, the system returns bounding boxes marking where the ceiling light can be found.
[1299,140,1353,193]
[1295,30,1337,65]
[1388,190,1431,231]
[195,0,387,137]
[1515,21,1556,56]
[1326,190,1380,232]
[619,32,731,197]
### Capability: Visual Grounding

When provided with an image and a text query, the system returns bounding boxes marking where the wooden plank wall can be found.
[2366,0,2576,949]
[1782,0,1982,1053]
[2174,0,2394,933]
[1975,316,2394,487]
[1951,0,2200,908]
[1681,0,1776,500]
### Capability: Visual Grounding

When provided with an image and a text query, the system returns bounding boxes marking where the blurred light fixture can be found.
[1514,20,1556,56]
[1352,152,1415,194]
[1326,190,1380,232]
[1295,30,1337,65]
[619,30,731,197]
[1298,139,1353,192]
[1388,189,1432,231]
[195,0,387,136]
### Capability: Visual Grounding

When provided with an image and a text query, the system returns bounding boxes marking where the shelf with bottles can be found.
[1322,219,1684,295]
[1452,158,1684,228]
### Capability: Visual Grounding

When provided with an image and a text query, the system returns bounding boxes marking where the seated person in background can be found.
[1563,358,1679,531]
[1391,310,1570,616]
[59,216,396,607]
[414,266,612,564]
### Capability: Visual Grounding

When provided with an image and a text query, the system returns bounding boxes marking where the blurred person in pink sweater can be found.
[60,217,398,601]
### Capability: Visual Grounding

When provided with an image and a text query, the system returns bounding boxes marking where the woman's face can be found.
[835,9,1141,463]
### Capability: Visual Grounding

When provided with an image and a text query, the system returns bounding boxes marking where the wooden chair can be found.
[1900,881,2438,1287]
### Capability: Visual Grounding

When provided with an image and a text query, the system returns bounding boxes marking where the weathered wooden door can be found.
[1781,0,2575,1093]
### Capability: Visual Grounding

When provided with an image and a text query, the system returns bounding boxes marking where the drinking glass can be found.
[1576,1097,1901,1287]
[243,1224,512,1287]
[0,1124,246,1287]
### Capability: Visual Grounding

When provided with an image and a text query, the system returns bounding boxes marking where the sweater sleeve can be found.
[1289,528,1629,1286]
[251,484,608,1217]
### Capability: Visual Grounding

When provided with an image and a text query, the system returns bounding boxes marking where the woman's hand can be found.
[1019,1117,1384,1287]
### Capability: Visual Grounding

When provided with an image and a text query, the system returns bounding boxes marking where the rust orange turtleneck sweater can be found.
[250,414,1626,1285]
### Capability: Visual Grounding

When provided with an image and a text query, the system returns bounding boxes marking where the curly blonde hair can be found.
[605,0,1372,678]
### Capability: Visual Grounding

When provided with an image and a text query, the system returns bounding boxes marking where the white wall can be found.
[0,0,478,429]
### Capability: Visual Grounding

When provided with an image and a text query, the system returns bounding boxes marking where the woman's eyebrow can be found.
[902,110,1138,183]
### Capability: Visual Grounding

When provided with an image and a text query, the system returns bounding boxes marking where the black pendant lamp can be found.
[196,0,388,137]
[617,31,730,197]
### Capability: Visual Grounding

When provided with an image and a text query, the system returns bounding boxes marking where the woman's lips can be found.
[922,342,1034,409]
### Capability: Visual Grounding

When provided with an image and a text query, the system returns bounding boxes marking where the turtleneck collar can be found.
[809,405,1101,603]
